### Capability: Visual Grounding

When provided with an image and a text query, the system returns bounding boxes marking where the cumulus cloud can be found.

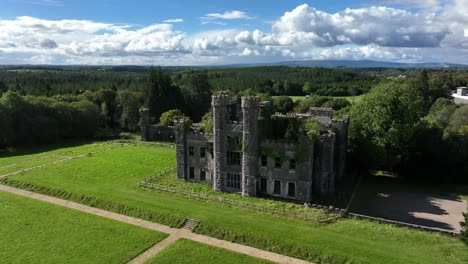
[202,10,254,20]
[272,4,448,47]
[1,2,468,65]
[163,18,184,23]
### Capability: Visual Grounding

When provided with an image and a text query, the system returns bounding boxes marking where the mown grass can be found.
[0,190,168,264]
[145,238,274,264]
[0,156,65,175]
[4,143,468,264]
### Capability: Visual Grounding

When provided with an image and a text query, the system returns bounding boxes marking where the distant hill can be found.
[220,59,468,69]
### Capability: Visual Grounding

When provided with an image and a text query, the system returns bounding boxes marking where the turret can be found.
[212,92,230,191]
[241,96,260,196]
[139,108,150,141]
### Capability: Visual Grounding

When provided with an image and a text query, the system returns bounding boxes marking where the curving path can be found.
[0,184,311,264]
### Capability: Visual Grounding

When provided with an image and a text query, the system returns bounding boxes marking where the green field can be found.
[145,238,273,264]
[0,190,167,264]
[2,142,468,264]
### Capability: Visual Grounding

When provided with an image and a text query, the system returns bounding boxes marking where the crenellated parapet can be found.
[241,96,260,108]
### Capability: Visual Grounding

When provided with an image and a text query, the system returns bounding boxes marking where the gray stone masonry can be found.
[140,92,349,203]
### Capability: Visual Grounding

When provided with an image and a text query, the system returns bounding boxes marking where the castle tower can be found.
[138,108,150,141]
[212,92,230,191]
[175,119,187,180]
[332,117,349,181]
[241,96,260,197]
[314,133,336,194]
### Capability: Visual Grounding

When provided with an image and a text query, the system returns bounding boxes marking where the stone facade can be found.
[140,92,349,203]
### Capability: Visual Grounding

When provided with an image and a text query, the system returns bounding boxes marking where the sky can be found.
[0,0,467,65]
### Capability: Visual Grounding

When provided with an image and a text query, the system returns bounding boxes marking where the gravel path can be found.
[0,184,311,264]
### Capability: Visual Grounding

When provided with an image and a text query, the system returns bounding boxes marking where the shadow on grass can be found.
[0,139,102,159]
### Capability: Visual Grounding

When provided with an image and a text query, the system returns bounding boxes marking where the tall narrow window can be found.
[189,146,194,156]
[227,152,241,165]
[261,155,267,167]
[287,182,296,197]
[200,147,206,158]
[273,180,281,195]
[289,159,296,170]
[227,173,241,190]
[275,157,281,168]
[260,178,267,193]
[200,169,206,181]
[189,167,195,180]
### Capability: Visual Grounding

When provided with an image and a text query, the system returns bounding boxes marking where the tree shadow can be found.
[350,175,467,232]
[0,139,99,159]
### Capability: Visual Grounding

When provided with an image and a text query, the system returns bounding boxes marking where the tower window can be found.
[274,157,281,168]
[227,152,241,165]
[200,169,206,181]
[189,146,194,156]
[287,182,296,197]
[289,159,296,170]
[260,178,267,193]
[189,167,195,180]
[273,180,281,195]
[227,173,241,190]
[200,147,206,158]
[261,155,267,167]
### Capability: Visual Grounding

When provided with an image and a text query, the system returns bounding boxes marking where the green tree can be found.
[117,91,140,131]
[159,109,184,126]
[271,96,294,114]
[96,89,117,127]
[448,105,468,133]
[349,81,422,169]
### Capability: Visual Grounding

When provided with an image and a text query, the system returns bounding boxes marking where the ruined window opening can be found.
[227,173,241,189]
[227,152,241,165]
[274,157,281,168]
[289,159,296,170]
[189,167,195,180]
[200,169,206,181]
[189,146,194,156]
[273,180,281,195]
[260,178,267,193]
[287,182,296,197]
[261,155,267,167]
[200,147,206,158]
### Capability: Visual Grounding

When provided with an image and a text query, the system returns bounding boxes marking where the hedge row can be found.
[194,223,352,264]
[0,178,185,228]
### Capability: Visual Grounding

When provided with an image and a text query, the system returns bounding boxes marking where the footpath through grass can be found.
[0,190,167,264]
[3,142,468,264]
[145,238,274,264]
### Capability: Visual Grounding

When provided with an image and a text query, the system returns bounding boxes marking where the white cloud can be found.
[202,10,253,20]
[1,2,468,65]
[163,18,184,23]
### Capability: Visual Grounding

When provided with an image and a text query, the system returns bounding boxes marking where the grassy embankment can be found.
[0,190,167,264]
[1,143,467,264]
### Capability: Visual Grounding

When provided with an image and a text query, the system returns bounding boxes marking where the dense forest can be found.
[1,65,468,183]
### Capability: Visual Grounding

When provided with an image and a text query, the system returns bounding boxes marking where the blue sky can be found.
[0,0,467,65]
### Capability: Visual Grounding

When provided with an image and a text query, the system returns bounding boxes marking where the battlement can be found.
[186,130,213,141]
[309,107,333,118]
[241,96,260,108]
[212,91,231,106]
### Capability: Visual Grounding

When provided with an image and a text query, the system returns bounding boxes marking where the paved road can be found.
[0,184,311,264]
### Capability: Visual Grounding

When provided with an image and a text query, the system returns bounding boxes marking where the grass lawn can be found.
[145,238,274,264]
[0,190,167,264]
[3,142,468,264]
[0,141,120,167]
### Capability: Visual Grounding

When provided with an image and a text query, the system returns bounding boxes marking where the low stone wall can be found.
[346,212,460,236]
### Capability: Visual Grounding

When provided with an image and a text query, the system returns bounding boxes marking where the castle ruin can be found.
[140,92,349,203]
